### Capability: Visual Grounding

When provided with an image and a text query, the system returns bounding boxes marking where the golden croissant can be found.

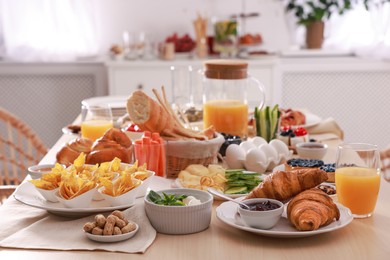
[245,168,328,201]
[287,189,340,231]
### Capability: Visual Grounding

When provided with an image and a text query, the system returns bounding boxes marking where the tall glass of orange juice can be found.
[335,143,381,218]
[81,105,113,141]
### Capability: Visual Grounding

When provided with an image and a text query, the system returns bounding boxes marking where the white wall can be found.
[93,0,291,55]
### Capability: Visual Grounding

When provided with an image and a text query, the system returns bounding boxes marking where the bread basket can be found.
[165,133,224,178]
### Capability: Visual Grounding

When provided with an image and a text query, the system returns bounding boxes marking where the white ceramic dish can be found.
[144,188,213,235]
[14,182,135,217]
[98,181,141,207]
[296,142,328,160]
[216,198,353,238]
[84,223,139,243]
[34,187,59,203]
[55,188,96,208]
[238,198,284,230]
[27,164,61,179]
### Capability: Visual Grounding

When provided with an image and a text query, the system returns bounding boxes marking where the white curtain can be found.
[0,0,98,61]
[284,1,390,59]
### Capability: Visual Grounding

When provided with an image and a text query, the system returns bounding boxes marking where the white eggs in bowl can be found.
[225,137,292,173]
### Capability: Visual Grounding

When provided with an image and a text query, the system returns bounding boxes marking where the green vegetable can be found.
[148,190,188,206]
[224,170,262,194]
[254,104,281,142]
[225,187,247,195]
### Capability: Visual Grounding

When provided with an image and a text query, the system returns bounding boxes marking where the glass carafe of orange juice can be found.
[202,60,265,138]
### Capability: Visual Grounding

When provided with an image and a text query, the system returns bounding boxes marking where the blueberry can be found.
[287,158,324,168]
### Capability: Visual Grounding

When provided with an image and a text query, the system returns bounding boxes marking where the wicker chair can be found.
[0,107,48,204]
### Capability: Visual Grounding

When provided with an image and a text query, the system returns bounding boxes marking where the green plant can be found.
[285,0,353,26]
[285,0,390,26]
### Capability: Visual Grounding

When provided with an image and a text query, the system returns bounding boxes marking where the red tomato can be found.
[280,125,291,132]
[126,123,142,132]
[294,127,307,137]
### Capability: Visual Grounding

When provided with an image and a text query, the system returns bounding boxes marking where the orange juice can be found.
[335,167,380,216]
[203,100,248,137]
[81,120,113,141]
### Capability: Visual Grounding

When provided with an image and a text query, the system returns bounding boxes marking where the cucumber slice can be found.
[225,186,248,194]
[259,106,268,141]
[270,104,280,140]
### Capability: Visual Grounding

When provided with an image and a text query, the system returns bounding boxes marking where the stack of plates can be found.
[81,96,128,119]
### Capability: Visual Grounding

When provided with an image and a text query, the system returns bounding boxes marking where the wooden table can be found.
[1,134,390,260]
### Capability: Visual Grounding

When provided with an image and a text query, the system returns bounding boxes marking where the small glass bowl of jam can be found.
[238,198,284,230]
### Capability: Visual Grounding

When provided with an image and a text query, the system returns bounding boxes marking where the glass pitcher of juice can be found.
[202,60,265,138]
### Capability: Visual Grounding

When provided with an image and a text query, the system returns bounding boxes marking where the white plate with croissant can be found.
[216,169,353,237]
[216,198,353,238]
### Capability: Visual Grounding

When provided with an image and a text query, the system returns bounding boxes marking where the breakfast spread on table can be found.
[10,62,370,251]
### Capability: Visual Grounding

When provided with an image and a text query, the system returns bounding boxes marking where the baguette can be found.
[126,87,214,140]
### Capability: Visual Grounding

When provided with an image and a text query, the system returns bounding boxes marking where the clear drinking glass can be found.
[335,143,381,218]
[81,105,113,141]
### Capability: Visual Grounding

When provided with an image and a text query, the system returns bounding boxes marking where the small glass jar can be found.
[202,59,265,138]
[213,18,238,58]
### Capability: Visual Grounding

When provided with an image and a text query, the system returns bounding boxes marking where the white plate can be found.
[14,182,135,218]
[216,198,353,238]
[174,178,249,200]
[81,96,128,118]
[84,223,139,243]
[61,126,80,135]
[292,110,322,129]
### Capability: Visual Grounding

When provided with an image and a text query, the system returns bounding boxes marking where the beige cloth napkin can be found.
[306,117,344,141]
[0,195,156,254]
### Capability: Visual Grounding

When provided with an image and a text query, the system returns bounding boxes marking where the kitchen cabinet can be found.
[280,56,390,149]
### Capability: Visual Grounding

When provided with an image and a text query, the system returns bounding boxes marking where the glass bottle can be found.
[202,59,265,138]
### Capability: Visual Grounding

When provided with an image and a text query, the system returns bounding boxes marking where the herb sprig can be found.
[148,190,188,206]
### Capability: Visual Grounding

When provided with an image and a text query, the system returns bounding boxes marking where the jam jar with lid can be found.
[202,59,265,138]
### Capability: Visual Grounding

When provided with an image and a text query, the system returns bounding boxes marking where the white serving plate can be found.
[216,198,353,238]
[81,96,128,118]
[14,182,135,218]
[292,110,322,129]
[84,223,139,243]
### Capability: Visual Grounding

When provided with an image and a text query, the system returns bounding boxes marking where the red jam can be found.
[242,201,281,211]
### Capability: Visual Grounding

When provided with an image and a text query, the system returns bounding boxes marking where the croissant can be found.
[56,138,93,166]
[287,189,340,231]
[245,168,328,201]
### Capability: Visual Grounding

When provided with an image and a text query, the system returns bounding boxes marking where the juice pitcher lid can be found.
[204,59,248,79]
